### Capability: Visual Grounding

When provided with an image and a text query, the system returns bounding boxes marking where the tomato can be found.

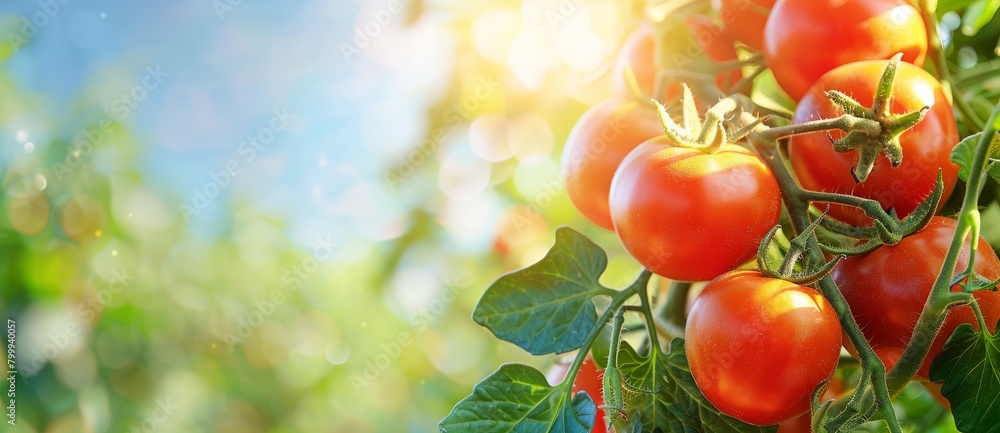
[612,20,742,102]
[612,24,668,101]
[684,14,744,92]
[763,0,927,101]
[609,137,781,281]
[788,60,958,226]
[686,271,842,426]
[833,217,1000,380]
[716,0,776,51]
[547,359,608,433]
[561,100,664,230]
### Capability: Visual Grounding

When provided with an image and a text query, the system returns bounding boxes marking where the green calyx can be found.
[819,171,945,255]
[653,85,761,154]
[757,213,844,286]
[824,53,930,183]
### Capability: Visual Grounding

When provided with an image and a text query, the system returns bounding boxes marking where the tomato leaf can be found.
[617,339,777,433]
[949,131,1000,182]
[928,321,1000,433]
[438,363,596,433]
[473,227,611,355]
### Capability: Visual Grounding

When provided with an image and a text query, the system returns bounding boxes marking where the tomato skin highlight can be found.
[833,217,1000,380]
[789,60,958,226]
[609,138,781,281]
[561,100,664,230]
[547,359,608,433]
[717,0,776,51]
[763,0,927,101]
[686,271,843,426]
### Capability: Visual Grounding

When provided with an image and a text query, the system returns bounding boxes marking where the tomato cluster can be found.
[554,0,991,429]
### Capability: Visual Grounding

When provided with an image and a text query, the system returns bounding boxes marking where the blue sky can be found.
[1,0,444,246]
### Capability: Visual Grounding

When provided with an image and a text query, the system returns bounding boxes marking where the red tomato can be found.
[547,359,608,433]
[612,24,671,101]
[833,217,1000,380]
[561,100,664,230]
[788,60,958,226]
[684,14,744,92]
[609,137,781,281]
[763,0,927,101]
[686,271,842,426]
[716,0,776,51]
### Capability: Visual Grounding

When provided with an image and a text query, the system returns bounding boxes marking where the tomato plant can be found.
[561,99,664,230]
[833,216,1000,380]
[547,359,608,433]
[608,135,781,282]
[763,0,927,101]
[789,59,959,226]
[442,1,1000,432]
[686,271,842,426]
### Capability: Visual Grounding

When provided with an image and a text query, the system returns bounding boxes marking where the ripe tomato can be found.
[684,14,743,92]
[763,0,927,101]
[833,217,1000,380]
[609,138,781,281]
[788,60,958,226]
[561,100,664,230]
[686,271,842,426]
[716,0,776,51]
[547,358,608,433]
[612,24,668,101]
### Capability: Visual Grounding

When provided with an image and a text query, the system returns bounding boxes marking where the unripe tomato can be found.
[561,100,664,230]
[686,271,842,426]
[763,0,927,101]
[609,138,781,281]
[789,60,958,226]
[547,359,608,433]
[716,0,776,51]
[833,217,1000,380]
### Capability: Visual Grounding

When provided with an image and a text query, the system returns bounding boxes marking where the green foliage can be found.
[624,339,777,433]
[950,131,1000,181]
[438,363,596,433]
[473,228,611,355]
[929,322,1000,433]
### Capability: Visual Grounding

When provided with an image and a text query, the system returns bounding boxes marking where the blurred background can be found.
[4,0,1000,431]
[0,0,651,431]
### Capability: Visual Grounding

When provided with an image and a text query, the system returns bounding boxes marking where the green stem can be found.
[638,279,663,351]
[918,0,985,131]
[659,281,692,331]
[885,102,1000,390]
[750,129,902,433]
[563,286,639,387]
